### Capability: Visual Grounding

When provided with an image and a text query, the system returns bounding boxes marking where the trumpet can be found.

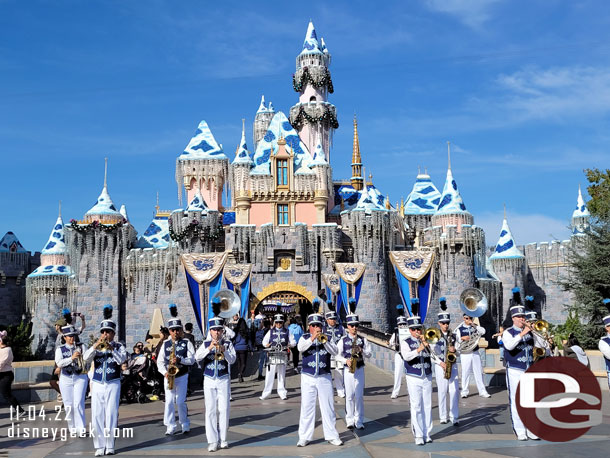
[213,340,225,361]
[97,336,112,352]
[316,333,328,344]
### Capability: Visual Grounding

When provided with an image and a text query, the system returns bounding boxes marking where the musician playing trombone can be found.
[157,304,195,436]
[400,298,441,445]
[455,312,490,399]
[524,296,553,359]
[259,312,296,400]
[434,298,459,426]
[195,314,236,452]
[335,303,371,430]
[296,302,343,447]
[54,323,88,434]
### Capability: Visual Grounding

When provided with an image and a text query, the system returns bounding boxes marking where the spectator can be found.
[154,327,170,360]
[288,317,304,372]
[563,333,590,368]
[0,330,25,416]
[233,318,252,382]
[131,342,144,361]
[183,323,196,347]
[255,320,271,381]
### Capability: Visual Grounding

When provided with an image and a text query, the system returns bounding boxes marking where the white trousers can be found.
[261,363,287,399]
[406,374,433,440]
[344,366,365,428]
[506,367,534,438]
[91,380,121,451]
[298,373,340,442]
[163,374,189,431]
[434,364,459,422]
[391,353,405,397]
[204,377,230,445]
[460,352,488,396]
[333,366,345,396]
[58,374,88,432]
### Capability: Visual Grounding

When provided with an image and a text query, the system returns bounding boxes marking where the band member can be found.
[323,299,345,398]
[54,323,88,433]
[455,310,490,398]
[83,304,127,456]
[296,308,343,447]
[259,313,296,400]
[336,306,371,430]
[502,303,538,441]
[401,298,438,445]
[389,305,408,399]
[157,304,195,435]
[598,298,610,390]
[434,298,459,426]
[195,313,236,452]
[204,297,236,341]
[524,296,553,359]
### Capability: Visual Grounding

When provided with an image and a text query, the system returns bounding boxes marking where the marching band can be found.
[46,292,610,455]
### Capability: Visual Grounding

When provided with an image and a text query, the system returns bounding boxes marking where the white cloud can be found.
[476,211,572,246]
[423,0,502,28]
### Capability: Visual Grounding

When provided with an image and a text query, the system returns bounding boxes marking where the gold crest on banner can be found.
[389,250,435,282]
[334,263,366,284]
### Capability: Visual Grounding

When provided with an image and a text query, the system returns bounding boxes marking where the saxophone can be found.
[167,340,179,390]
[444,332,457,379]
[348,334,362,374]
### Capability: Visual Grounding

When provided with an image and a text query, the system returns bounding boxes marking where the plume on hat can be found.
[603,298,610,314]
[169,303,178,318]
[348,297,357,314]
[313,298,322,313]
[410,297,420,317]
[524,296,534,311]
[103,304,113,320]
[326,299,335,312]
[511,287,522,305]
[396,304,405,317]
[62,308,72,324]
[439,297,447,312]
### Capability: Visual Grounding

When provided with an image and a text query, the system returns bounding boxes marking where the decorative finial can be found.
[503,203,506,220]
[418,165,421,175]
[424,167,428,175]
[58,200,62,218]
[104,157,108,188]
[447,141,451,170]
[369,172,372,181]
[242,118,245,131]
[156,191,160,214]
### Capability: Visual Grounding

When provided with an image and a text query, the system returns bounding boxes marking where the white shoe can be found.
[461,394,468,398]
[182,426,190,434]
[259,396,267,401]
[337,391,345,398]
[415,437,425,445]
[440,419,448,424]
[297,439,309,447]
[328,438,343,446]
[104,450,115,456]
[390,394,398,399]
[425,437,432,443]
[356,424,365,430]
[208,443,218,452]
[95,450,104,457]
[517,434,528,441]
[480,392,491,398]
[279,395,287,400]
[219,441,229,449]
[165,428,176,436]
[527,432,540,440]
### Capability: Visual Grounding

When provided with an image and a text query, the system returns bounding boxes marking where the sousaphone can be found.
[459,287,488,318]
[211,289,241,318]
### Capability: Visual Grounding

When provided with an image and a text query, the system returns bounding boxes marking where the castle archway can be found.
[255,281,316,319]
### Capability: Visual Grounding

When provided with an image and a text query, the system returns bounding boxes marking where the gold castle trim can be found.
[256,281,314,303]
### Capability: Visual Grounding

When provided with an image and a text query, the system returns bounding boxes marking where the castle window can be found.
[277,204,289,225]
[309,96,317,102]
[277,159,288,186]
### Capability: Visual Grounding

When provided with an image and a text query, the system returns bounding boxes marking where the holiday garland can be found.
[70,219,124,233]
[168,218,224,242]
[290,104,339,130]
[293,67,334,93]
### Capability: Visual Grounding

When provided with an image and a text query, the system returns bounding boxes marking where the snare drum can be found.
[268,351,287,365]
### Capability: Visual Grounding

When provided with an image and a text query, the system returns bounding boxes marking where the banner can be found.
[335,263,366,284]
[323,274,341,293]
[181,253,228,333]
[224,263,252,318]
[390,250,435,322]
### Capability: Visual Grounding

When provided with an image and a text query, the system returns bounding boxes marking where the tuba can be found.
[167,340,179,390]
[459,288,488,318]
[211,289,241,319]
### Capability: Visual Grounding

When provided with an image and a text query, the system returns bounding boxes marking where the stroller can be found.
[121,354,161,403]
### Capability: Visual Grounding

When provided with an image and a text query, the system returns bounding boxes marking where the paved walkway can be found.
[2,365,609,457]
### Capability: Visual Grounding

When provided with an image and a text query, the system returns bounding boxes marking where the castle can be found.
[0,22,590,357]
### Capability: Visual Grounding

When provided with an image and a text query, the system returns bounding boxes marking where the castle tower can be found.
[489,209,526,324]
[27,206,74,356]
[571,185,591,236]
[232,120,254,225]
[310,134,331,223]
[175,120,229,211]
[84,159,123,224]
[404,168,441,245]
[253,95,275,152]
[289,21,338,161]
[351,116,363,191]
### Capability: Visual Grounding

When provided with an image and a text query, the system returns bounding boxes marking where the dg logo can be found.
[516,357,603,442]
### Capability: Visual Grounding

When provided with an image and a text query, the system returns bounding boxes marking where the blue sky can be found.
[2,0,609,252]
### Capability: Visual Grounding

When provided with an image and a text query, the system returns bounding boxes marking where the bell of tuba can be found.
[459,288,488,318]
[211,289,241,319]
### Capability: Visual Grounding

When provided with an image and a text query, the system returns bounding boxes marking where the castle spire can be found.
[489,208,524,260]
[571,184,591,235]
[447,141,451,170]
[351,115,363,191]
[104,157,108,188]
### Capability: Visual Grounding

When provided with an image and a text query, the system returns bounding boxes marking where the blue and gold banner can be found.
[224,263,252,318]
[335,263,366,314]
[390,251,435,322]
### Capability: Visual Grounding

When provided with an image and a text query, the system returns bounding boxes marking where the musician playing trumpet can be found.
[400,298,442,445]
[336,307,371,430]
[83,304,126,456]
[433,298,459,426]
[259,312,296,401]
[455,312,490,398]
[296,302,343,447]
[195,315,236,452]
[54,323,88,434]
[157,304,195,436]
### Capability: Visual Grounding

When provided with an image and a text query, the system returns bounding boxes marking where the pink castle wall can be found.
[295,203,318,226]
[250,203,273,227]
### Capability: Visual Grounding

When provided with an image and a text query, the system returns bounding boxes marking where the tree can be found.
[585,168,610,220]
[0,320,35,361]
